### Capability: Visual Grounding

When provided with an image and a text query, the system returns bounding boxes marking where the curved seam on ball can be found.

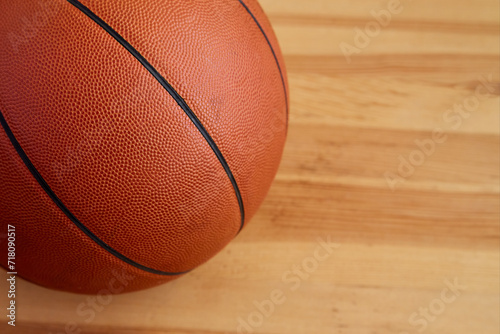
[0,110,191,276]
[66,0,245,232]
[236,0,289,127]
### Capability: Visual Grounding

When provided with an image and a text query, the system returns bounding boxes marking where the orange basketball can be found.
[0,0,288,294]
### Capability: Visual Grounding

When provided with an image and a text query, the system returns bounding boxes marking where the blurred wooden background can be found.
[2,0,499,333]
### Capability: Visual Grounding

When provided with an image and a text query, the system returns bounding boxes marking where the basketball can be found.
[0,0,288,294]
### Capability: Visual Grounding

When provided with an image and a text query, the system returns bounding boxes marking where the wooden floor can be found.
[2,0,499,333]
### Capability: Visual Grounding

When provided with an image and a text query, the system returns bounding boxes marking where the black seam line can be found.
[237,0,289,125]
[0,110,190,276]
[66,0,245,230]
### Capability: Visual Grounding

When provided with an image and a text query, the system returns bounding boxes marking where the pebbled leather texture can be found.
[0,0,288,294]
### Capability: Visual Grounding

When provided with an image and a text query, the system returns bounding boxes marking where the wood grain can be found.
[1,0,499,333]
